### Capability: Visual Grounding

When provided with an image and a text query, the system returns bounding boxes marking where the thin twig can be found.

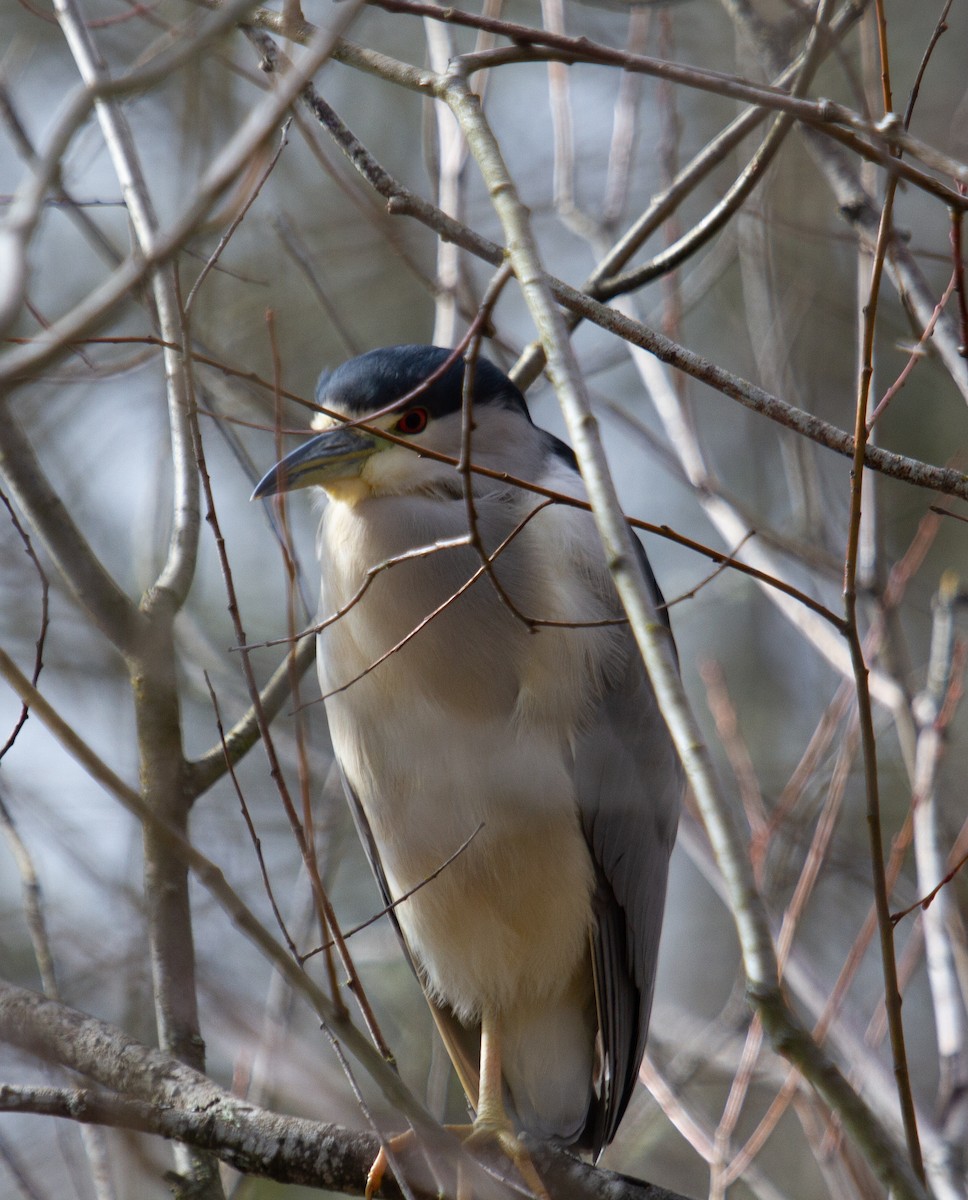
[303,823,484,959]
[842,8,923,1172]
[317,500,559,704]
[184,119,293,316]
[0,488,49,761]
[204,673,297,959]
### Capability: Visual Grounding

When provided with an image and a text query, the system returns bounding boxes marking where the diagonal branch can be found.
[0,406,144,656]
[186,633,317,795]
[437,50,929,1200]
[0,982,692,1200]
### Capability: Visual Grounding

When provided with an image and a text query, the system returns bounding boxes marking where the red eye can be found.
[394,407,429,435]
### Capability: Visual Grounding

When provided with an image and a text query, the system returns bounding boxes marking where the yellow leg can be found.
[459,1009,550,1200]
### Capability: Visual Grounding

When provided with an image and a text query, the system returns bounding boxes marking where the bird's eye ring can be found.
[394,407,429,436]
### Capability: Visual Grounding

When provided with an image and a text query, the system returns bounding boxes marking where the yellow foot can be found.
[365,1130,415,1200]
[462,1118,551,1200]
[365,1122,550,1200]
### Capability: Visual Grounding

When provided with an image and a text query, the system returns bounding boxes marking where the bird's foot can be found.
[365,1121,550,1200]
[461,1116,551,1200]
[365,1131,414,1200]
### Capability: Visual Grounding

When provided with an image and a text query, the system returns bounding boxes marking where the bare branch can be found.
[0,983,692,1200]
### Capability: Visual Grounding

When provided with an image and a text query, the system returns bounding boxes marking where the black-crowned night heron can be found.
[253,345,682,1195]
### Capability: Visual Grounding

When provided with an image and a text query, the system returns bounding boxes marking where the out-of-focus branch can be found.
[639,1053,788,1200]
[51,2,213,1188]
[53,0,200,609]
[597,0,837,301]
[2,20,370,1150]
[0,408,145,656]
[546,261,968,505]
[911,575,968,1115]
[235,30,968,507]
[424,16,465,349]
[240,1,968,408]
[242,0,968,412]
[0,8,361,385]
[424,0,867,382]
[675,812,962,1196]
[187,634,317,795]
[367,0,968,199]
[618,271,929,1189]
[0,0,259,339]
[719,0,968,407]
[0,648,458,1153]
[0,793,59,1001]
[622,315,908,708]
[0,787,119,1200]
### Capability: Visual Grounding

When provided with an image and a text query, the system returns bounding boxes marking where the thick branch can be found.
[0,983,692,1200]
[0,649,454,1153]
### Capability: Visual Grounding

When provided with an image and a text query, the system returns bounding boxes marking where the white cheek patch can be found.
[359,448,418,492]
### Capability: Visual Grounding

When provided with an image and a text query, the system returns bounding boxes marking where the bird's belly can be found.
[328,700,595,1024]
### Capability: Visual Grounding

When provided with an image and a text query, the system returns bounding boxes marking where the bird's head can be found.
[252,345,536,505]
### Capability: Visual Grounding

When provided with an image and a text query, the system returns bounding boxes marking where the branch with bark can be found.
[0,983,690,1200]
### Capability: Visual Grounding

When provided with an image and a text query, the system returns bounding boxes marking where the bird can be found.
[253,345,682,1194]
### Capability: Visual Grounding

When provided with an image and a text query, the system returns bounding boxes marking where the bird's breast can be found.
[316,491,621,1018]
[318,491,623,722]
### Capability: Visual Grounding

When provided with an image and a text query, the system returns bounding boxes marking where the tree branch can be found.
[437,42,930,1200]
[186,633,317,796]
[0,982,693,1200]
[0,406,144,656]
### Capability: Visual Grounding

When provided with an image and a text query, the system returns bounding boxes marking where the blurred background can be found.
[1,1,967,1198]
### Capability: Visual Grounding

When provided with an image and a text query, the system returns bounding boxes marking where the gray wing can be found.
[574,546,682,1155]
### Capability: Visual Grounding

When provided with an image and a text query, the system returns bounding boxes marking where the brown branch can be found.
[843,25,924,1174]
[317,499,560,704]
[0,648,456,1147]
[302,823,485,962]
[359,0,966,202]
